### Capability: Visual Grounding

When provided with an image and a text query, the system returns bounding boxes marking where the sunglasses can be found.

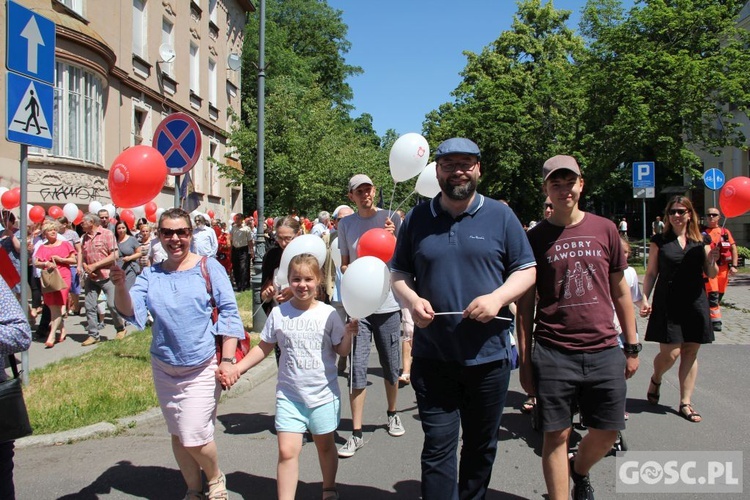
[668,209,688,216]
[706,213,720,218]
[544,203,554,209]
[159,227,191,238]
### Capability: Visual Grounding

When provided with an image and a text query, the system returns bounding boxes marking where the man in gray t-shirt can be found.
[336,174,405,457]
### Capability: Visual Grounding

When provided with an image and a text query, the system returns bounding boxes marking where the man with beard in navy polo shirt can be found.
[391,138,536,499]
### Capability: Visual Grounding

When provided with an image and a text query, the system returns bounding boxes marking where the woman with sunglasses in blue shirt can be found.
[112,208,245,499]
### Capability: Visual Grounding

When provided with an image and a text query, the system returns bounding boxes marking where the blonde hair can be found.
[288,253,322,283]
[41,220,61,235]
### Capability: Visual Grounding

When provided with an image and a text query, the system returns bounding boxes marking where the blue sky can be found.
[327,0,635,137]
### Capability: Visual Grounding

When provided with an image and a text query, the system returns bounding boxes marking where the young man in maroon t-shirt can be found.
[517,155,640,500]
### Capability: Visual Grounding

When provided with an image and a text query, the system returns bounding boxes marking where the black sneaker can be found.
[572,476,595,500]
[570,456,595,500]
[712,321,722,332]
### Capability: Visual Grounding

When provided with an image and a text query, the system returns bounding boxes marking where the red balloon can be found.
[48,205,63,218]
[357,228,397,263]
[29,205,46,224]
[120,209,135,229]
[146,211,157,223]
[144,201,158,216]
[207,209,215,219]
[108,145,168,208]
[1,189,20,209]
[719,176,750,218]
[74,209,84,225]
[266,217,274,227]
[109,217,117,226]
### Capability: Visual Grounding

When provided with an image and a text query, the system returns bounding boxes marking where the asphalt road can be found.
[14,340,750,499]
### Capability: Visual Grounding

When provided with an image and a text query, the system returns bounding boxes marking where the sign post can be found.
[5,0,57,384]
[153,113,202,208]
[633,161,656,268]
[703,168,725,209]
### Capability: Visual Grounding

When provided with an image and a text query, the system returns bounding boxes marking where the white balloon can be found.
[26,204,33,218]
[132,204,146,220]
[341,256,390,318]
[88,200,103,214]
[0,187,9,200]
[416,162,441,198]
[330,236,342,269]
[389,132,430,182]
[103,203,116,218]
[63,202,79,222]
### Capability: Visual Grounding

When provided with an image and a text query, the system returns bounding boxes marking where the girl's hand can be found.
[639,300,652,318]
[275,287,293,303]
[345,319,359,337]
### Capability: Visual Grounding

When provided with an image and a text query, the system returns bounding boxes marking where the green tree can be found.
[579,0,750,206]
[220,0,393,216]
[424,0,585,223]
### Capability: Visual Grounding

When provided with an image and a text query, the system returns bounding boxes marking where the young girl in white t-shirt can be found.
[226,253,356,500]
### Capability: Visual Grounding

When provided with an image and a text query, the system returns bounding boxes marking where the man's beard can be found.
[439,176,477,201]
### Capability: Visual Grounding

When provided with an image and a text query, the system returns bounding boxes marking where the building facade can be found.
[0,0,253,221]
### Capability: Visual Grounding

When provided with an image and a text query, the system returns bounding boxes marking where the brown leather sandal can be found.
[647,377,661,405]
[679,403,702,423]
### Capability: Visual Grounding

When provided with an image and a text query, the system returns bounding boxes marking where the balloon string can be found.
[387,181,397,218]
[389,190,415,218]
[433,311,513,322]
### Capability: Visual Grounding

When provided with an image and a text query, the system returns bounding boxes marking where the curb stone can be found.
[15,356,278,450]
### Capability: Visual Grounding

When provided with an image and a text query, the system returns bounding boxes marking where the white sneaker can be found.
[338,435,364,458]
[388,414,405,437]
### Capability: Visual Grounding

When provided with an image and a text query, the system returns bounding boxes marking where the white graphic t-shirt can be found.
[262,301,345,408]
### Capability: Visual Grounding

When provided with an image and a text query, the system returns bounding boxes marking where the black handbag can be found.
[0,355,33,443]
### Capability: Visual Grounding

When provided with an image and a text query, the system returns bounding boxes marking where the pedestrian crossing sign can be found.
[6,72,54,148]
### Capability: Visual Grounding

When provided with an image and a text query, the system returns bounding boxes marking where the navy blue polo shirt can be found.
[391,194,536,365]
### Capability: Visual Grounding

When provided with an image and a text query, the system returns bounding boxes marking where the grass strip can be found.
[25,290,259,435]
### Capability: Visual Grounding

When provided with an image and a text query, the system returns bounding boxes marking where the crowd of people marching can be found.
[0,135,740,500]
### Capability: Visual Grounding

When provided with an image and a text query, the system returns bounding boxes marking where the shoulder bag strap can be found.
[7,354,20,379]
[199,256,216,308]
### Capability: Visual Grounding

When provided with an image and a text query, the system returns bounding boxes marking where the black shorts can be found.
[532,341,626,432]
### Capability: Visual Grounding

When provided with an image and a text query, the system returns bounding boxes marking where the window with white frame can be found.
[190,43,200,94]
[208,59,217,106]
[58,0,84,16]
[132,0,147,58]
[30,61,104,164]
[132,101,152,146]
[161,18,174,76]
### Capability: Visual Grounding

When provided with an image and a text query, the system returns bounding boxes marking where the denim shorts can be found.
[532,341,626,432]
[275,396,340,435]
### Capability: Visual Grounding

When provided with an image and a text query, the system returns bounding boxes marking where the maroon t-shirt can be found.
[526,213,626,352]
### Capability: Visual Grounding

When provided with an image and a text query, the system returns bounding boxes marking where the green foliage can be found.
[25,329,157,434]
[736,245,750,259]
[424,0,586,222]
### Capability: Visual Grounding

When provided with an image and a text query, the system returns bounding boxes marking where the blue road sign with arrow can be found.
[6,0,56,85]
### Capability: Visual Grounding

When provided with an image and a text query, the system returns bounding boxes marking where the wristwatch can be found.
[221,357,237,364]
[623,343,642,355]
[729,264,737,269]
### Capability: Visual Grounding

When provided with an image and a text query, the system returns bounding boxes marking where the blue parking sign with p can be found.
[633,162,655,188]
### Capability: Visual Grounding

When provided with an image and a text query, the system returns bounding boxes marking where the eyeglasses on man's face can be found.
[437,160,478,173]
[159,227,191,238]
[668,209,688,216]
[706,213,720,218]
